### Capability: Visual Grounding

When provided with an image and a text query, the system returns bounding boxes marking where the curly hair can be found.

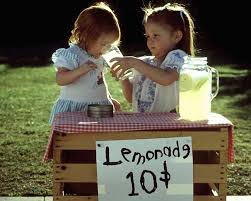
[69,2,121,50]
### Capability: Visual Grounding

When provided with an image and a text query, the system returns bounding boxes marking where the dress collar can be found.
[70,43,97,60]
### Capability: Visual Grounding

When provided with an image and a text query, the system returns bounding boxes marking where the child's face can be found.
[87,33,118,59]
[144,21,180,60]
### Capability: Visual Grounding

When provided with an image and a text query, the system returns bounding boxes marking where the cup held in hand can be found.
[102,47,132,80]
[102,48,123,68]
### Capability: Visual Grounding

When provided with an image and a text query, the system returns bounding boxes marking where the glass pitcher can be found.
[179,56,219,121]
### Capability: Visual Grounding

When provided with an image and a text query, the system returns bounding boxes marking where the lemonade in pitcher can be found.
[179,56,219,121]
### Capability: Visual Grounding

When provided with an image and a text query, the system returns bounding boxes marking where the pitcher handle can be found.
[209,66,219,100]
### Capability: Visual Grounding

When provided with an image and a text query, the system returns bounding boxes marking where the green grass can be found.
[0,64,250,195]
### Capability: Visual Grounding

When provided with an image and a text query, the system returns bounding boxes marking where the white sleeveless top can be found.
[49,43,111,124]
[131,49,187,112]
[52,43,110,102]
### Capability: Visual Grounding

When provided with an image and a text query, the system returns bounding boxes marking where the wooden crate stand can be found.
[53,128,228,201]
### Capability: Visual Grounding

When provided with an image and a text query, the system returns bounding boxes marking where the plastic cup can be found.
[102,47,132,80]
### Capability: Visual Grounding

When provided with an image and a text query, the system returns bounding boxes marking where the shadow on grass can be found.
[0,56,52,68]
[217,65,251,107]
[219,76,250,94]
[0,45,60,68]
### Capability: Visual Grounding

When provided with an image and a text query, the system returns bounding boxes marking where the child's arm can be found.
[120,79,133,103]
[111,56,178,86]
[107,91,121,111]
[56,61,97,86]
[111,97,121,111]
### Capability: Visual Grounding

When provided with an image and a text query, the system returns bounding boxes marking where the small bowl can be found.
[87,104,113,118]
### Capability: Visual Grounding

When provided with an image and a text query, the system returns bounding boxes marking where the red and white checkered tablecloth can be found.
[43,112,234,162]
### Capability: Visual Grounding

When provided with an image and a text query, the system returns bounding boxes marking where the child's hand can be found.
[56,61,97,85]
[80,60,97,72]
[110,56,135,80]
[111,98,121,111]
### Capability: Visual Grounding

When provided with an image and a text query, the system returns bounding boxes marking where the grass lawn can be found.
[0,63,250,196]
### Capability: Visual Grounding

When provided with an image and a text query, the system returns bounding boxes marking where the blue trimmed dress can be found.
[49,43,112,124]
[131,49,187,112]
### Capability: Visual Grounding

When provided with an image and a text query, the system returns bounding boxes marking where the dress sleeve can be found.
[51,48,80,70]
[162,49,187,73]
[101,58,110,69]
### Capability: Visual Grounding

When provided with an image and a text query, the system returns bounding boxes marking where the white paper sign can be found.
[96,137,193,201]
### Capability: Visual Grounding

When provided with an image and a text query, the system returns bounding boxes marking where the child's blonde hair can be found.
[69,2,121,49]
[143,3,195,56]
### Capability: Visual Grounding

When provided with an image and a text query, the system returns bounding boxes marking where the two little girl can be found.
[49,2,195,123]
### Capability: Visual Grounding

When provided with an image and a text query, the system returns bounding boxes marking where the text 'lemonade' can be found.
[102,46,132,80]
[179,56,219,121]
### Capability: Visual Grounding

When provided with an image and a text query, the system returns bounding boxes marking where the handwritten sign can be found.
[96,137,193,201]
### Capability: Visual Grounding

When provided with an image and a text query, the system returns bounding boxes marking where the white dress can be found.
[49,43,111,124]
[131,49,187,112]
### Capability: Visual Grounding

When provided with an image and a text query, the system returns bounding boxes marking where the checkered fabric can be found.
[43,112,234,162]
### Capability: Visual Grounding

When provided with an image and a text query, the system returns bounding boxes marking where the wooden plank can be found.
[54,196,97,201]
[219,183,227,196]
[194,164,227,183]
[54,164,96,183]
[53,164,227,183]
[209,183,219,196]
[219,128,229,165]
[53,149,63,196]
[220,150,228,164]
[194,196,226,201]
[53,195,226,201]
[54,131,227,151]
